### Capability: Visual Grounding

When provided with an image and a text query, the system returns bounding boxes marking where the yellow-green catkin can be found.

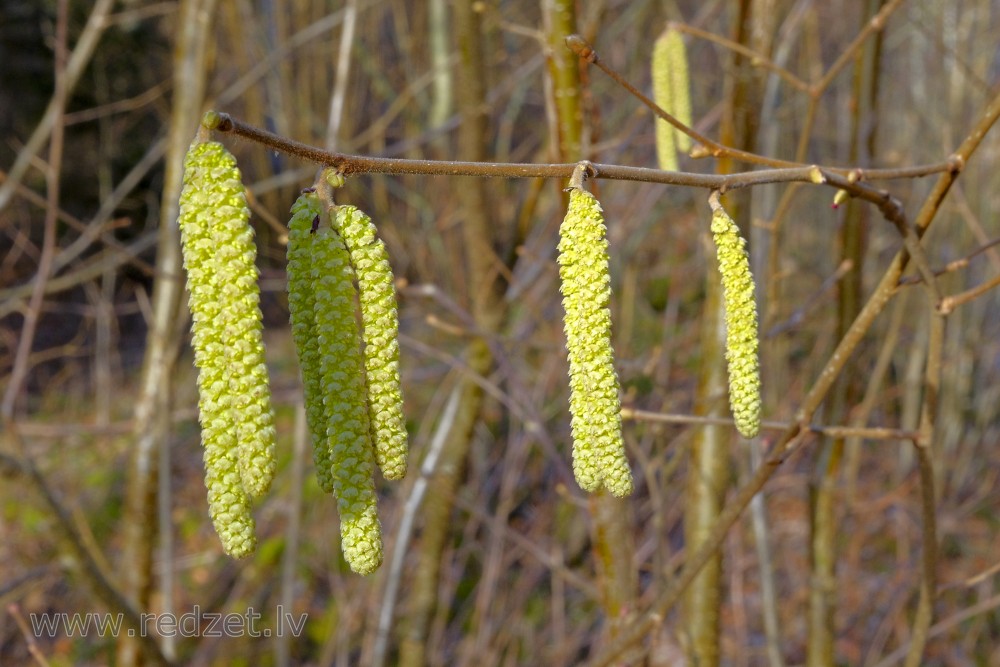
[710,206,761,438]
[652,27,693,170]
[311,224,383,575]
[179,139,264,557]
[330,204,408,481]
[557,187,634,497]
[286,192,335,492]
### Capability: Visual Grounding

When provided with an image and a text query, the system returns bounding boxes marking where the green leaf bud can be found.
[557,186,634,497]
[710,206,761,439]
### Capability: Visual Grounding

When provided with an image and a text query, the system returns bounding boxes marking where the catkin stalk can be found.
[557,184,633,497]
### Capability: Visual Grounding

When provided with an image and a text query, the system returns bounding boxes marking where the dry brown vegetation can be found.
[2,1,1000,665]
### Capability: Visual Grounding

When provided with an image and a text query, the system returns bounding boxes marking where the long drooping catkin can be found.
[557,185,633,497]
[286,191,337,493]
[709,203,761,438]
[179,139,271,557]
[652,27,693,169]
[309,224,384,574]
[330,204,408,481]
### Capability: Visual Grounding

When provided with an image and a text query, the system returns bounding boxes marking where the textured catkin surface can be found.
[557,188,633,497]
[331,205,408,481]
[711,207,761,439]
[652,27,692,169]
[287,193,336,493]
[178,140,260,558]
[310,225,384,574]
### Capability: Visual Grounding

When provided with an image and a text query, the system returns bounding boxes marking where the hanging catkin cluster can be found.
[651,26,692,171]
[557,182,633,497]
[710,202,761,439]
[178,137,276,558]
[287,184,406,575]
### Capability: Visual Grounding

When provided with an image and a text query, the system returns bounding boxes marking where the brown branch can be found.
[903,304,944,667]
[582,76,1000,667]
[2,435,173,666]
[939,271,1000,314]
[565,30,950,180]
[622,408,919,442]
[209,113,952,201]
[6,603,51,667]
[1,0,70,420]
[899,236,1000,286]
[813,0,905,95]
[0,0,116,215]
[668,21,810,93]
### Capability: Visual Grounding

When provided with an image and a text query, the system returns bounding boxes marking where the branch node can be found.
[565,35,597,63]
[568,161,596,189]
[808,166,826,184]
[690,144,711,159]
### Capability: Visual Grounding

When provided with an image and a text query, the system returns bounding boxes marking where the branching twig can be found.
[0,0,116,215]
[1,0,70,420]
[581,76,1000,667]
[208,112,955,217]
[2,433,173,666]
[903,306,944,667]
[621,408,919,442]
[667,21,810,93]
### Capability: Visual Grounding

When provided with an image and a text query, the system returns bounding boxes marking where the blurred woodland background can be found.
[2,0,1000,665]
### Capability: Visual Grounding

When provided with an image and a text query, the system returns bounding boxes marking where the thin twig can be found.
[1,0,70,420]
[903,306,944,667]
[372,380,462,667]
[899,236,1000,286]
[669,21,810,93]
[275,402,308,667]
[872,592,1000,667]
[939,271,1000,314]
[582,78,1000,667]
[621,408,919,442]
[209,113,950,205]
[325,0,358,150]
[3,432,173,666]
[6,603,51,667]
[0,0,116,215]
[565,31,946,180]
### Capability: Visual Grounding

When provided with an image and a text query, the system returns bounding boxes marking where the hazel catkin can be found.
[652,27,693,169]
[557,185,634,497]
[287,192,337,493]
[710,204,762,439]
[310,224,384,574]
[179,139,273,557]
[330,204,408,481]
